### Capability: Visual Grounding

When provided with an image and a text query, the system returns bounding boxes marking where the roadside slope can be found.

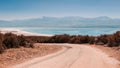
[0,44,62,68]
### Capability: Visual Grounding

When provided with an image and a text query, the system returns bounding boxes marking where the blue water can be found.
[23,28,120,36]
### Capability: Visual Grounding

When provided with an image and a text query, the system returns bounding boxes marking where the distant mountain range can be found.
[0,16,120,28]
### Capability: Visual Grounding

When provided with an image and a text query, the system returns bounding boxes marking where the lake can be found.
[23,27,120,36]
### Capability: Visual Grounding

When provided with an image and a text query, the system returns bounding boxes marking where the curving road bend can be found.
[11,44,120,68]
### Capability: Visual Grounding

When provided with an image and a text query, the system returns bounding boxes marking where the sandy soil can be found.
[0,43,62,68]
[90,44,120,63]
[11,44,120,68]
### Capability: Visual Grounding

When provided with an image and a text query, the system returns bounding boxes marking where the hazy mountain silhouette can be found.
[0,16,120,28]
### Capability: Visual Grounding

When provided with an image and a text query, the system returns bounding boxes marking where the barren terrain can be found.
[11,44,120,68]
[91,44,120,61]
[0,43,62,68]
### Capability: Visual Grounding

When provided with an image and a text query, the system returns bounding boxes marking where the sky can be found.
[0,0,120,20]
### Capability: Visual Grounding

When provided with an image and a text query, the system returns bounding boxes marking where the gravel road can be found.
[11,44,120,68]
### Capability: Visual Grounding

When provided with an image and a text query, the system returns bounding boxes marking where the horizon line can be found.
[0,16,120,21]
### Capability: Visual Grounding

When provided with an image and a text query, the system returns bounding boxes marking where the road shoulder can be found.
[0,43,62,68]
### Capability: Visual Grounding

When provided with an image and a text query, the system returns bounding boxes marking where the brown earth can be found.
[0,43,119,68]
[89,44,120,67]
[11,44,120,68]
[0,43,62,68]
[90,45,120,61]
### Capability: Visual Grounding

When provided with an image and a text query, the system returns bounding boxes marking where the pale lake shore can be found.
[0,28,53,36]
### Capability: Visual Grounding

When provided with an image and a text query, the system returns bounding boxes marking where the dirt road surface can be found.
[10,44,120,68]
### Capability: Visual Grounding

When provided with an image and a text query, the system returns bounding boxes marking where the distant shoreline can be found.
[0,28,53,36]
[0,27,119,36]
[0,26,120,29]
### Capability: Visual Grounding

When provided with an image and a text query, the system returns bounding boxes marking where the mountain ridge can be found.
[0,16,120,28]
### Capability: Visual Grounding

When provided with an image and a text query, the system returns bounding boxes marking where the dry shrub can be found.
[0,33,34,53]
[0,31,120,54]
[3,33,19,48]
[47,34,70,43]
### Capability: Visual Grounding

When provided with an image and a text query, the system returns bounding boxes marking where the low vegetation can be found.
[27,31,120,47]
[0,31,120,54]
[0,33,34,53]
